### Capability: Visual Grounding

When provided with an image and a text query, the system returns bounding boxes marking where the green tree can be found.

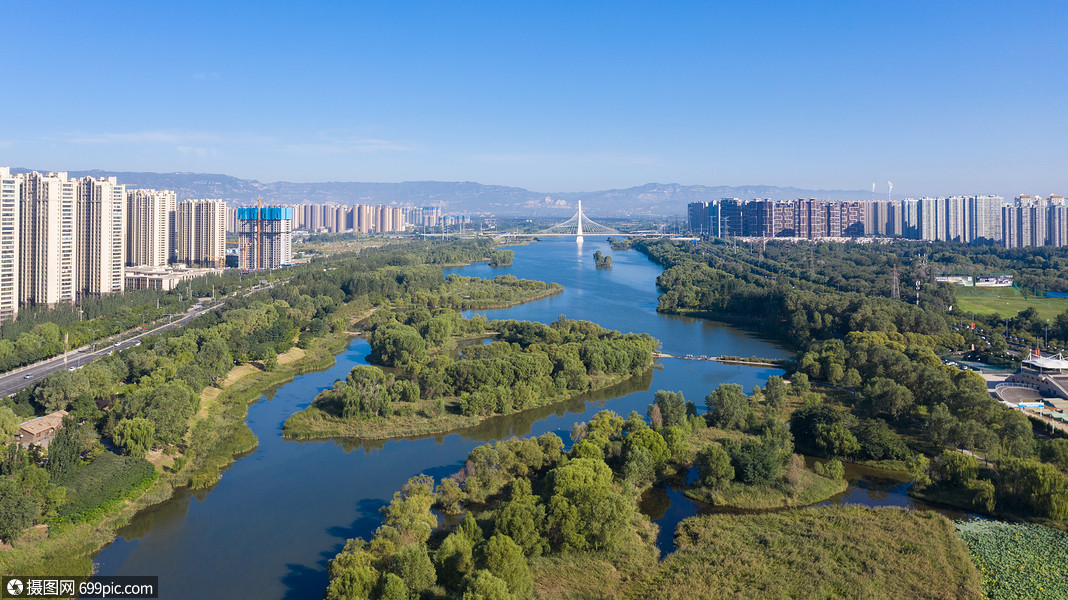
[197,337,233,382]
[459,511,484,546]
[907,454,932,487]
[435,531,475,590]
[814,423,860,458]
[0,477,38,543]
[764,375,787,410]
[1000,458,1068,519]
[650,390,687,428]
[662,425,692,463]
[113,418,155,458]
[381,474,438,546]
[623,428,669,466]
[371,322,428,368]
[263,351,278,372]
[378,573,409,600]
[46,417,83,479]
[435,478,465,514]
[326,539,380,600]
[1040,438,1068,473]
[622,447,655,485]
[727,440,782,486]
[705,384,750,430]
[967,478,996,512]
[34,370,89,412]
[389,543,435,595]
[483,534,533,599]
[818,458,845,480]
[860,377,915,420]
[925,403,957,446]
[842,368,862,389]
[545,458,632,552]
[696,443,734,489]
[936,450,978,486]
[568,439,605,461]
[853,419,909,461]
[462,570,514,600]
[0,406,20,440]
[494,479,548,557]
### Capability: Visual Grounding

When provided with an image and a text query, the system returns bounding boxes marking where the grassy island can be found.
[683,466,847,510]
[284,313,656,440]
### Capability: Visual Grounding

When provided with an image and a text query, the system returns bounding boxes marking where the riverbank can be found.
[282,371,638,440]
[0,314,361,577]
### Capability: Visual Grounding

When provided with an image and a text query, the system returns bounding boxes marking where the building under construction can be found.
[237,207,293,270]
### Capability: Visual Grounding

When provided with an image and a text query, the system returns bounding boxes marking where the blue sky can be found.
[1,1,1065,197]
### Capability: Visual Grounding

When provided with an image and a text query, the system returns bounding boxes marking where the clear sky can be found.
[1,1,1065,197]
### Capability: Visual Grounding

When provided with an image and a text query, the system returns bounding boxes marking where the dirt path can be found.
[194,345,306,422]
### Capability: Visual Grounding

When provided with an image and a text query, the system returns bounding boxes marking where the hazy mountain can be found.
[11,168,870,216]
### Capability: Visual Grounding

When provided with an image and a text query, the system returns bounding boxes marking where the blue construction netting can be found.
[237,207,292,221]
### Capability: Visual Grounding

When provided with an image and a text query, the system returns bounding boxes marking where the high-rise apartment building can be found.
[77,176,126,296]
[126,188,175,267]
[918,197,940,241]
[177,199,226,267]
[687,201,712,235]
[969,195,1003,243]
[335,205,350,232]
[1050,205,1068,247]
[17,171,77,307]
[407,206,442,229]
[1002,205,1027,248]
[237,207,292,270]
[225,206,240,233]
[0,168,19,322]
[375,205,392,233]
[356,204,373,233]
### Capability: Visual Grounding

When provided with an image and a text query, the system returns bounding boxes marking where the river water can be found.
[92,237,918,599]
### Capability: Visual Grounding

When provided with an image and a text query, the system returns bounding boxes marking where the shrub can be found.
[54,452,157,523]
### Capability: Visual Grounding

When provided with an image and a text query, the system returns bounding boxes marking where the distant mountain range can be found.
[11,168,871,217]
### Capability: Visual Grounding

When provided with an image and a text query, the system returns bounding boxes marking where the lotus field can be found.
[956,520,1068,600]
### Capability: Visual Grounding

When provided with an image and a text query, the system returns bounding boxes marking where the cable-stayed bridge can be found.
[489,201,642,241]
[535,201,619,237]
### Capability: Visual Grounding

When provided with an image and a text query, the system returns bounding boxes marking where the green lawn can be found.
[954,287,1068,321]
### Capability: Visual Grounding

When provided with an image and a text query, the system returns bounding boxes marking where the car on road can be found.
[23,373,33,379]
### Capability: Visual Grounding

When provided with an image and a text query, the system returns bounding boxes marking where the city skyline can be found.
[1,2,1066,198]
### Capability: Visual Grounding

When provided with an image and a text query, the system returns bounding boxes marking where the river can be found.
[92,237,878,599]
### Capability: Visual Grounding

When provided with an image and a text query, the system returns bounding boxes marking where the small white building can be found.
[125,265,223,291]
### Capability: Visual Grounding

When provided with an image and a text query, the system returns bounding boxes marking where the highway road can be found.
[0,302,222,399]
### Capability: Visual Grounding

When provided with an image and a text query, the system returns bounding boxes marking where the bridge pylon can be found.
[537,201,619,238]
